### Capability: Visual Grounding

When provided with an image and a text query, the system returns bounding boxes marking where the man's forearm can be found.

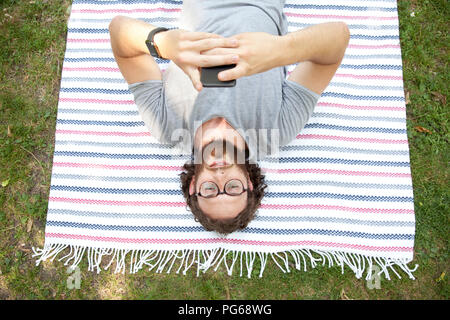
[109,16,157,58]
[278,22,350,67]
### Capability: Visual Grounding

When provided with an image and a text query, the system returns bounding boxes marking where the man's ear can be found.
[247,176,253,191]
[189,176,196,195]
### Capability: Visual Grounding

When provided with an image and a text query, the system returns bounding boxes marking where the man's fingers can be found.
[193,54,239,68]
[201,48,237,56]
[218,64,246,81]
[188,37,238,52]
[182,31,223,41]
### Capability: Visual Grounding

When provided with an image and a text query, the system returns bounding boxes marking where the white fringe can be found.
[32,244,419,280]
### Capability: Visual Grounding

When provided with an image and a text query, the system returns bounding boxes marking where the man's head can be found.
[179,139,266,235]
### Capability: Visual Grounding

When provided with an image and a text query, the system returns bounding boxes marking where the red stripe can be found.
[54,128,407,143]
[67,38,110,43]
[295,134,408,144]
[71,8,181,14]
[51,162,411,178]
[285,12,398,20]
[335,73,402,80]
[59,97,134,104]
[317,102,405,111]
[262,168,410,177]
[347,44,400,49]
[260,204,413,214]
[55,129,150,137]
[48,197,413,213]
[63,67,119,72]
[49,197,185,206]
[52,163,180,170]
[45,233,413,252]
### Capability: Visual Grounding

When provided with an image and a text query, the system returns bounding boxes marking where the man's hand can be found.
[201,32,282,81]
[109,16,240,90]
[155,29,240,91]
[202,22,349,95]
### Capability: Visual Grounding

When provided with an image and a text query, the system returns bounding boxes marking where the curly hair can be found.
[179,160,267,235]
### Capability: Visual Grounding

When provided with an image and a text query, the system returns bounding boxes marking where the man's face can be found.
[189,139,253,220]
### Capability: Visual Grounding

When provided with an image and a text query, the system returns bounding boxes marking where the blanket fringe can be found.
[32,244,418,280]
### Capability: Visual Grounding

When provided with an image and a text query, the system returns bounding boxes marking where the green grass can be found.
[0,0,448,299]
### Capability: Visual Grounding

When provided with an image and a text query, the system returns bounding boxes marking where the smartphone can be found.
[200,64,236,88]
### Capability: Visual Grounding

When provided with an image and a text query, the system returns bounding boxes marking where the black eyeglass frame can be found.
[194,179,248,198]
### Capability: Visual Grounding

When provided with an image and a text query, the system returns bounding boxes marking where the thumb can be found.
[218,63,246,81]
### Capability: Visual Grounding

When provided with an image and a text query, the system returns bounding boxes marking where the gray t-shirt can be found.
[128,0,320,162]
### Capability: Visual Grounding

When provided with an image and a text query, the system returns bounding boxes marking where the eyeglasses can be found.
[194,179,248,198]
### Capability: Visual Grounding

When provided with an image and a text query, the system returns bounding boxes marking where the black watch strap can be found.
[145,27,169,59]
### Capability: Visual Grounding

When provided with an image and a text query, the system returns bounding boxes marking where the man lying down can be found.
[109,0,349,235]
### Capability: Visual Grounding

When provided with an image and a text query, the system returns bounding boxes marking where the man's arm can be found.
[109,15,162,84]
[109,16,240,90]
[282,22,350,95]
[211,22,350,95]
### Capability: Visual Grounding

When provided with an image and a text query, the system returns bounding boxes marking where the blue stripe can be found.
[304,123,406,134]
[52,173,179,183]
[53,151,190,160]
[50,173,411,190]
[68,28,398,41]
[289,22,399,30]
[350,34,398,40]
[312,112,404,122]
[255,216,414,227]
[51,185,183,195]
[284,4,397,12]
[58,119,407,134]
[264,192,412,202]
[278,145,408,156]
[46,220,413,239]
[327,82,403,91]
[60,87,130,94]
[61,77,126,83]
[58,108,138,116]
[46,209,413,227]
[55,140,175,149]
[59,87,405,102]
[321,92,403,101]
[57,119,143,127]
[47,208,414,227]
[53,140,408,156]
[339,64,402,71]
[265,180,412,190]
[65,57,116,62]
[50,185,412,202]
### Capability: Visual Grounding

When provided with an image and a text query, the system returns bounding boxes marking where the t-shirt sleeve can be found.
[278,79,321,147]
[128,79,172,144]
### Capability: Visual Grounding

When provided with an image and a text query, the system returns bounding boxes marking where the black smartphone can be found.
[200,64,236,87]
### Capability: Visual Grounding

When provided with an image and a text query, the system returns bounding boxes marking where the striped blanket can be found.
[33,0,418,280]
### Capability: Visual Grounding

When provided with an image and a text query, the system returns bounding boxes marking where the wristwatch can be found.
[145,27,169,59]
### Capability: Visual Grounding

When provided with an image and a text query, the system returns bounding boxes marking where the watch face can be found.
[145,39,159,58]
